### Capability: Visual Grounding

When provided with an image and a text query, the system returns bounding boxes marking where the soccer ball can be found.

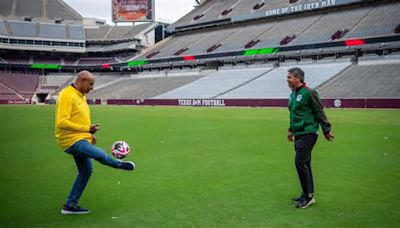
[111,141,131,159]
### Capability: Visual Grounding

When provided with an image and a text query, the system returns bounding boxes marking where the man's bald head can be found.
[74,70,95,94]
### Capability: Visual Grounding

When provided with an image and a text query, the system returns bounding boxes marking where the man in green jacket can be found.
[287,67,334,209]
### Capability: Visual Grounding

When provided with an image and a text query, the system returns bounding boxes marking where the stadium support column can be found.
[353,49,362,63]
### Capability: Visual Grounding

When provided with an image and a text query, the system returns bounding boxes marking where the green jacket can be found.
[288,84,331,136]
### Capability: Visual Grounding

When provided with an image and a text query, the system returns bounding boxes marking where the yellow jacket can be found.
[55,85,92,150]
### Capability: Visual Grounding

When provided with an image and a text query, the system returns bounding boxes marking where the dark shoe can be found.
[296,196,315,208]
[61,204,90,215]
[292,193,306,202]
[120,161,135,170]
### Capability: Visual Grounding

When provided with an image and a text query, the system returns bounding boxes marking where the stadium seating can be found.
[139,2,400,60]
[231,0,268,18]
[345,2,400,39]
[291,8,371,45]
[36,75,73,93]
[318,61,400,98]
[253,15,320,48]
[84,23,156,41]
[106,26,134,40]
[172,0,218,28]
[173,0,289,28]
[40,23,67,39]
[1,0,400,105]
[69,25,85,39]
[0,72,39,99]
[87,74,206,99]
[8,20,37,37]
[85,26,112,40]
[216,21,276,52]
[154,67,273,99]
[41,75,72,88]
[0,83,22,100]
[4,19,85,40]
[219,61,351,99]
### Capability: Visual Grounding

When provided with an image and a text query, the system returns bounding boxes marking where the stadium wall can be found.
[106,99,400,109]
[1,98,399,108]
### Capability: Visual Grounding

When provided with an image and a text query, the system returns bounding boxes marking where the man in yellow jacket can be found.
[55,70,135,215]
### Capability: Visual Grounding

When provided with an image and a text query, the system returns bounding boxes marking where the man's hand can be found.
[89,124,100,134]
[91,134,97,145]
[287,131,294,142]
[324,131,335,141]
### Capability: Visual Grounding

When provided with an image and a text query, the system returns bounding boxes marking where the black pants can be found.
[294,134,318,195]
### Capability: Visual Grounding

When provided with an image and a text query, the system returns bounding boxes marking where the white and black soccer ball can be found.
[111,141,131,159]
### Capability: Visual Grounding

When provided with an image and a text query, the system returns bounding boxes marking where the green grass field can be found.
[0,105,399,227]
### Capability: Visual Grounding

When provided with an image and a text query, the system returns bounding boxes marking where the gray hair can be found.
[288,67,304,83]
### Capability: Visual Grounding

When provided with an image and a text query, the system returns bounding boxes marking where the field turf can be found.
[0,105,399,227]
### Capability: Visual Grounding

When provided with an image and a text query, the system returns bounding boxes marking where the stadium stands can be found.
[345,2,400,38]
[172,0,217,28]
[40,23,67,39]
[84,23,156,41]
[106,26,133,40]
[318,62,400,98]
[0,72,39,99]
[231,0,267,18]
[155,67,273,99]
[253,15,320,48]
[0,82,22,100]
[8,20,37,37]
[140,2,400,60]
[84,26,112,40]
[36,74,73,93]
[69,25,85,40]
[144,32,207,58]
[219,61,351,99]
[5,20,85,40]
[216,21,276,52]
[172,0,289,28]
[1,0,400,106]
[87,74,206,99]
[41,75,72,88]
[291,7,371,45]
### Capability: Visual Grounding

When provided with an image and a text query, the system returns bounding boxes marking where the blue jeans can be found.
[64,139,122,207]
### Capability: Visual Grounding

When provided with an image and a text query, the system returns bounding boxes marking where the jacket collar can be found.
[70,83,84,97]
[295,83,306,92]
